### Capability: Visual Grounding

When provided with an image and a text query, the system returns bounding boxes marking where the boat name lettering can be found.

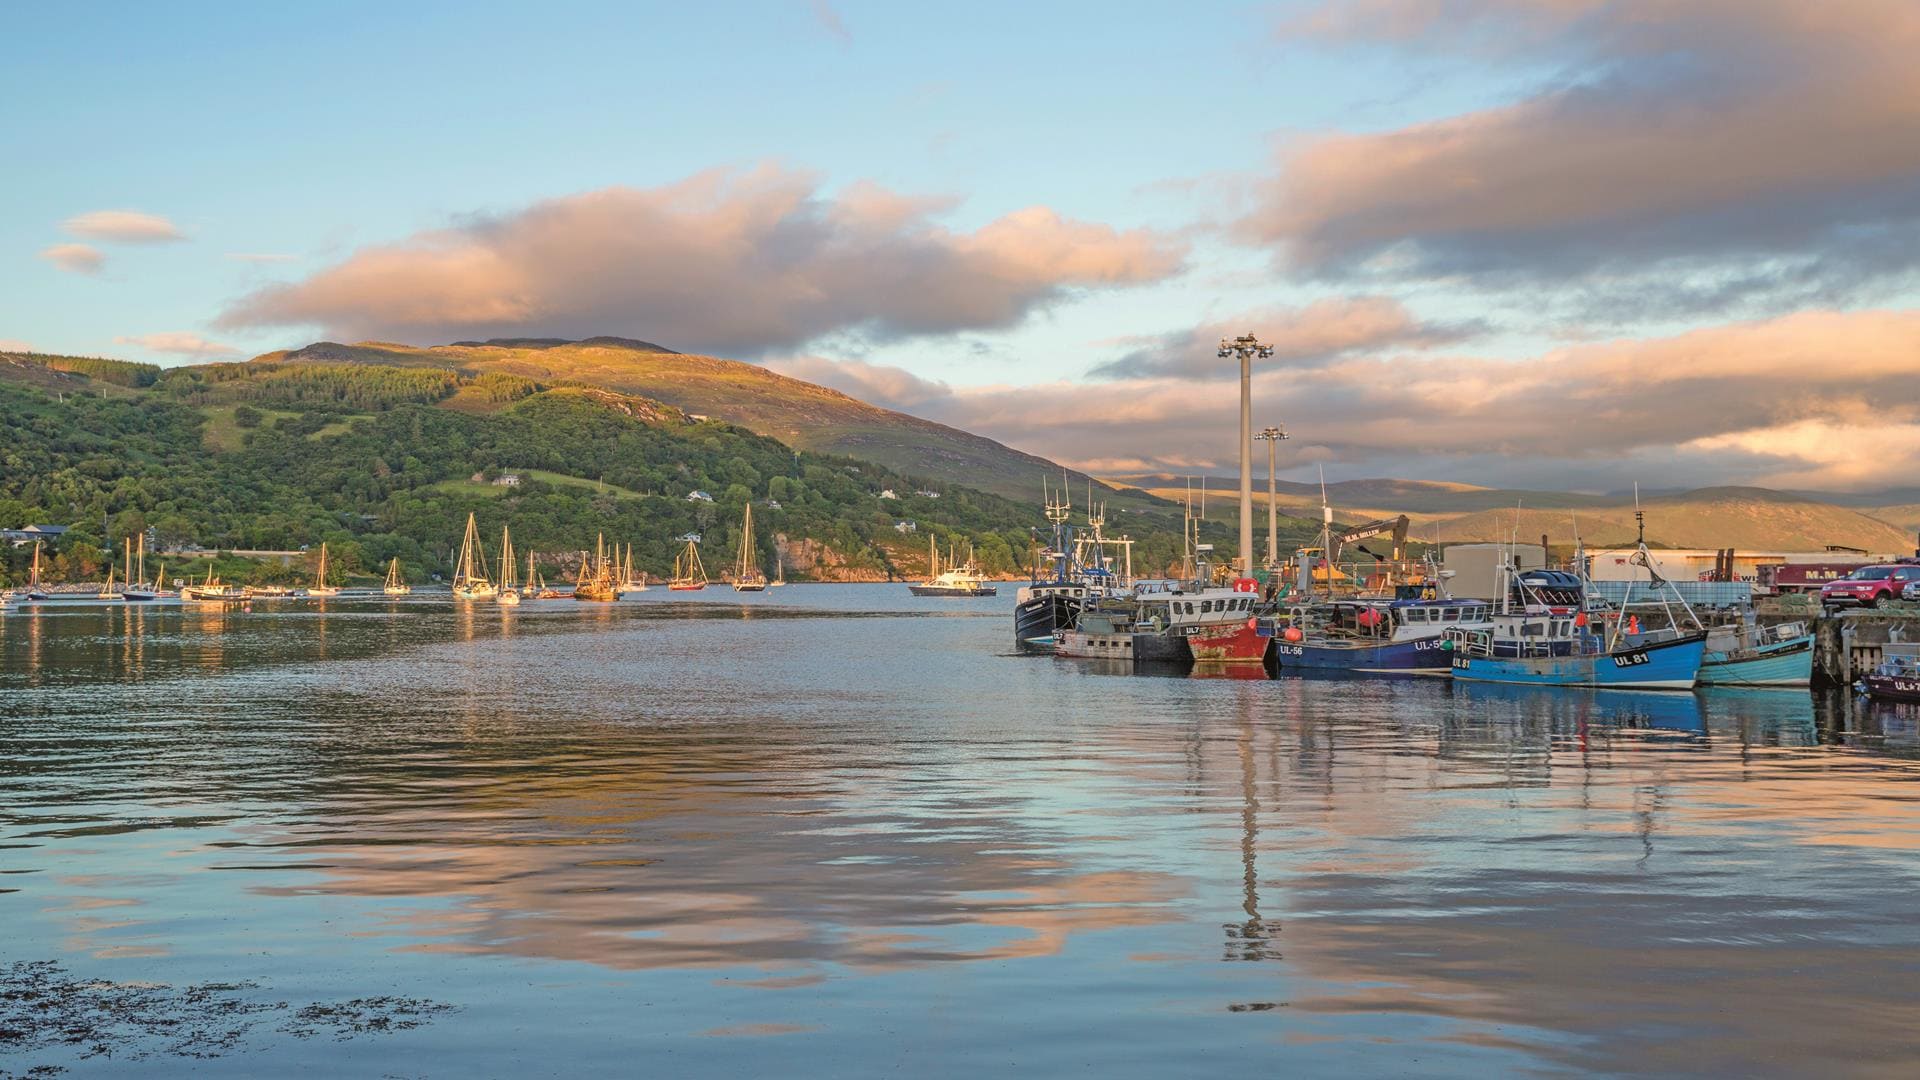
[1613,650,1651,668]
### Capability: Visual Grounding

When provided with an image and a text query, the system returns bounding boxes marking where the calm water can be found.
[5,586,1920,1077]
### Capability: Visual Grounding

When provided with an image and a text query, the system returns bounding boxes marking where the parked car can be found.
[1821,564,1920,608]
[1906,579,1920,602]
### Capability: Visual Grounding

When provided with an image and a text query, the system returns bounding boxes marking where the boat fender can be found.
[1245,617,1257,631]
[1574,611,1588,628]
[1282,627,1304,643]
[1626,615,1640,635]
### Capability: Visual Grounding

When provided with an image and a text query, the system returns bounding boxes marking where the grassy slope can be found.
[255,338,1167,511]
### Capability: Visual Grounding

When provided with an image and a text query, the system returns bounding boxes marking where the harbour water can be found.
[6,585,1920,1076]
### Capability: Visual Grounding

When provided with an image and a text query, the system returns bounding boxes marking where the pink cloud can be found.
[40,243,105,274]
[61,209,186,244]
[217,165,1186,356]
[113,331,240,357]
[1089,296,1477,379]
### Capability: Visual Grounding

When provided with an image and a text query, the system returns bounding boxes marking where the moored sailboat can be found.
[452,512,497,600]
[384,557,411,596]
[732,504,767,592]
[909,536,996,597]
[621,543,649,592]
[122,535,164,601]
[497,526,521,605]
[669,537,707,591]
[182,564,246,602]
[307,542,341,596]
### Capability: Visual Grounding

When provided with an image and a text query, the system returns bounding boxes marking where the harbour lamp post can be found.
[1219,334,1274,577]
[1255,426,1288,568]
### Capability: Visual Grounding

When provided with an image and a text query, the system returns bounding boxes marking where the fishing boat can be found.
[574,533,622,602]
[1864,654,1920,703]
[383,557,411,596]
[1443,558,1705,690]
[1056,582,1264,664]
[669,537,707,591]
[732,504,768,592]
[621,544,649,592]
[181,565,246,602]
[452,512,497,600]
[1014,482,1134,652]
[1698,618,1814,687]
[1274,594,1496,676]
[307,542,341,597]
[909,536,996,597]
[247,583,297,599]
[497,526,521,605]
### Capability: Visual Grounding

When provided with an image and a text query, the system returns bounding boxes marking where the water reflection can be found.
[6,593,1920,1076]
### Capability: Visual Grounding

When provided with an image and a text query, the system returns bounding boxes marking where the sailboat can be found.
[383,557,411,596]
[669,537,707,591]
[526,550,563,599]
[181,563,246,602]
[496,526,522,604]
[98,554,119,600]
[733,504,768,592]
[307,542,341,596]
[452,512,497,600]
[621,543,649,592]
[123,534,162,601]
[771,555,786,587]
[25,540,50,600]
[574,533,622,602]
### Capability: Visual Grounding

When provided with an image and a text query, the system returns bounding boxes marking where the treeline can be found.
[4,352,162,387]
[157,362,461,412]
[0,371,1241,587]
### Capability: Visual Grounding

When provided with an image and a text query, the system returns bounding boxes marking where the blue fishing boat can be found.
[1697,620,1814,687]
[1447,624,1707,690]
[1442,550,1705,690]
[1275,596,1494,675]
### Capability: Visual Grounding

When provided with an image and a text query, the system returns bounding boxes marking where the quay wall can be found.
[1810,609,1920,687]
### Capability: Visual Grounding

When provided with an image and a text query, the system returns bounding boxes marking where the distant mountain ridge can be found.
[1109,475,1920,552]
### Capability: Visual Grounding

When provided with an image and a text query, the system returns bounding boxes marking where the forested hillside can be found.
[0,352,1221,587]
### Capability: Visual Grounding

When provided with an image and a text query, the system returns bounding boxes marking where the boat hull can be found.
[668,583,706,592]
[1015,592,1081,654]
[1450,634,1707,690]
[909,585,997,597]
[1698,634,1814,687]
[1055,628,1135,661]
[1187,622,1271,664]
[1866,673,1920,703]
[1276,634,1451,675]
[733,582,767,592]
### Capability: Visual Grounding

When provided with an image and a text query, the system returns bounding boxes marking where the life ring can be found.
[1232,577,1258,593]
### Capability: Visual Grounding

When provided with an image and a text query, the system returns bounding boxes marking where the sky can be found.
[6,1,1919,492]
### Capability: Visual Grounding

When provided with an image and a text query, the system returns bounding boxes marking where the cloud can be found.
[61,209,187,244]
[40,243,105,274]
[764,355,953,411]
[872,308,1920,492]
[1088,296,1478,379]
[216,164,1186,356]
[1247,1,1920,298]
[811,0,851,43]
[113,331,240,358]
[224,252,297,264]
[0,339,34,353]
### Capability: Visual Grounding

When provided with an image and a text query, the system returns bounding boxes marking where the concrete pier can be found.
[1810,609,1920,687]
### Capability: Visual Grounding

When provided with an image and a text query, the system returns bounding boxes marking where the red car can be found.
[1821,564,1920,608]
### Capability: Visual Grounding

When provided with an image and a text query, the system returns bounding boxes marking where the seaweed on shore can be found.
[0,960,456,1069]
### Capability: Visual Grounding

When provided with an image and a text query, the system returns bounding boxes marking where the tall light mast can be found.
[1219,334,1274,577]
[1255,425,1288,568]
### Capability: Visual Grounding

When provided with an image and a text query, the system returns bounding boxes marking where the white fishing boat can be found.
[181,565,246,602]
[452,513,497,600]
[909,536,996,597]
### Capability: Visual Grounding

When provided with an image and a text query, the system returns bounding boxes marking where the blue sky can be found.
[7,2,1919,489]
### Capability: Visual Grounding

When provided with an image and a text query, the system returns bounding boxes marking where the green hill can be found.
[253,337,1165,512]
[0,350,1221,588]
